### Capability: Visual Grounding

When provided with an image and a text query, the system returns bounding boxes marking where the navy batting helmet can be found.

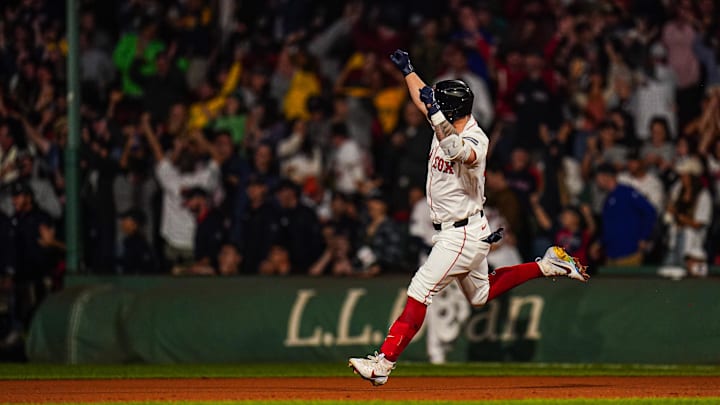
[434,79,474,122]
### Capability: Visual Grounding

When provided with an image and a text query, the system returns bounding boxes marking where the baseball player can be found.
[349,50,589,386]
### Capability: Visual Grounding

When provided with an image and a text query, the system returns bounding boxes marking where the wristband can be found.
[401,62,414,76]
[430,111,446,126]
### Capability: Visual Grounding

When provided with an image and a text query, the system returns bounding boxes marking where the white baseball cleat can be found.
[348,351,395,386]
[536,246,590,282]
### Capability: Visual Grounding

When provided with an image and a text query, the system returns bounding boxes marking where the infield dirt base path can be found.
[2,376,720,402]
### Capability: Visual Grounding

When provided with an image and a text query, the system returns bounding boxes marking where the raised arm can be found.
[18,113,51,155]
[140,113,164,163]
[404,73,429,116]
[106,90,123,119]
[119,129,134,170]
[389,50,428,116]
[389,49,477,165]
[530,193,553,231]
[580,203,597,236]
[189,129,222,164]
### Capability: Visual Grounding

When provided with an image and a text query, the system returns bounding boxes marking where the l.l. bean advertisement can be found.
[27,276,720,364]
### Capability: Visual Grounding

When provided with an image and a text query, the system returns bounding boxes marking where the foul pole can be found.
[65,0,81,272]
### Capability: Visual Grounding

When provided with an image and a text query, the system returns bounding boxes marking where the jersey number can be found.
[432,156,455,174]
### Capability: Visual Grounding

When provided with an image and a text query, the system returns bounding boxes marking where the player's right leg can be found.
[348,298,427,386]
[349,226,485,386]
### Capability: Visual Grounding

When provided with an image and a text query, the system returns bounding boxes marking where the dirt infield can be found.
[1,376,720,402]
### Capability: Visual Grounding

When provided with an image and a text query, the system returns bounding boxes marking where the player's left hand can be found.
[419,86,440,115]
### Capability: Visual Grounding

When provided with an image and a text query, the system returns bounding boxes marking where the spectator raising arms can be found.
[142,113,221,269]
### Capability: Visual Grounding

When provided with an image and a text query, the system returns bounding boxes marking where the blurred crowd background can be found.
[0,0,719,301]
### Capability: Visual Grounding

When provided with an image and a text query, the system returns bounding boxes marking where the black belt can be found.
[433,210,483,231]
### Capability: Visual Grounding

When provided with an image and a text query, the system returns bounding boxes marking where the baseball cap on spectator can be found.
[377,4,405,29]
[330,123,349,138]
[332,191,351,202]
[650,43,667,59]
[275,178,300,194]
[595,162,617,177]
[476,0,491,11]
[16,149,34,161]
[366,189,387,203]
[524,49,544,59]
[306,96,326,114]
[627,147,642,161]
[574,21,592,36]
[247,174,265,187]
[597,120,618,132]
[118,208,147,226]
[182,187,209,200]
[250,64,271,76]
[674,157,703,176]
[10,181,33,197]
[0,119,20,143]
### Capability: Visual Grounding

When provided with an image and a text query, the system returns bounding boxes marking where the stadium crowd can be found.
[0,0,719,301]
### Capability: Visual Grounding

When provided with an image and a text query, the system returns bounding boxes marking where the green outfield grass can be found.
[2,362,720,380]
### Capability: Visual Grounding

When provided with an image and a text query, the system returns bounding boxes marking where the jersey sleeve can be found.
[462,128,489,166]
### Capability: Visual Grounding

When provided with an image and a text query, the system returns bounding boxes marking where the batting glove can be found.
[389,49,414,76]
[482,227,504,244]
[419,86,440,116]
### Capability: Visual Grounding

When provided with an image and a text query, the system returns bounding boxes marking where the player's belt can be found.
[433,210,484,231]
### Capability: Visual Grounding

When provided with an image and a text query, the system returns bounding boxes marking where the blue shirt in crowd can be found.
[602,184,657,259]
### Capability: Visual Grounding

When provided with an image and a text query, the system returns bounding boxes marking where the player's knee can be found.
[407,272,432,305]
[407,286,428,306]
[466,288,489,307]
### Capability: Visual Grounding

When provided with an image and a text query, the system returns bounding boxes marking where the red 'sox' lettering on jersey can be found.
[431,156,455,175]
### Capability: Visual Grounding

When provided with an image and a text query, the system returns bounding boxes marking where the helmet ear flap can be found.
[444,108,457,123]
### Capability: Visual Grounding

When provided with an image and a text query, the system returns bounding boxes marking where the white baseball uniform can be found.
[406,115,494,306]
